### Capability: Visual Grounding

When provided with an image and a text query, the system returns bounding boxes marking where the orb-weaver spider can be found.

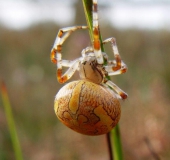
[50,0,128,135]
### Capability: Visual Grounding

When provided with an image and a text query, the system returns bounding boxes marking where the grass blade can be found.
[82,0,123,159]
[110,125,123,160]
[1,81,23,160]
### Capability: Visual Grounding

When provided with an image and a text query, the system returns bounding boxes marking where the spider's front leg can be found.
[103,37,127,76]
[50,26,88,83]
[81,46,108,63]
[81,46,94,57]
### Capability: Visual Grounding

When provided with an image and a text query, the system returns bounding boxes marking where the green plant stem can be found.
[82,0,123,160]
[110,125,123,160]
[82,0,93,41]
[106,132,113,160]
[1,81,23,160]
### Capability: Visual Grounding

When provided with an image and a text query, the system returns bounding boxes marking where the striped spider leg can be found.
[90,0,128,99]
[102,37,128,99]
[50,26,88,83]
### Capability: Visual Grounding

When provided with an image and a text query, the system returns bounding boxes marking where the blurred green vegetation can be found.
[0,1,170,160]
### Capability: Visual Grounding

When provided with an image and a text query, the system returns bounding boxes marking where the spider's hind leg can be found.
[103,37,127,76]
[104,80,128,100]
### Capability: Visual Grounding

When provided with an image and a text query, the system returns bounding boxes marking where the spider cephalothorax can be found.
[50,0,128,135]
[79,57,106,84]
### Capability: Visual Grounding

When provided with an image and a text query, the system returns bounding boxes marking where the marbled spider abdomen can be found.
[54,80,121,136]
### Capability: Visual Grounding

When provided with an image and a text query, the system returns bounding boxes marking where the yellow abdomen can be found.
[54,80,121,136]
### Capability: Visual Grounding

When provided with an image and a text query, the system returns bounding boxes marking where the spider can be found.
[50,0,128,136]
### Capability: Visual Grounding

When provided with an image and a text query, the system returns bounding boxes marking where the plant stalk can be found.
[82,0,123,159]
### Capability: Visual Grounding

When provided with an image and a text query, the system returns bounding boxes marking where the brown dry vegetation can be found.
[0,2,170,160]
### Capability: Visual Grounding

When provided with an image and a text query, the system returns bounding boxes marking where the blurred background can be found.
[0,0,170,159]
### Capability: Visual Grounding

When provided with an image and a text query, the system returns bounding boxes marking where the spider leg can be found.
[104,64,127,76]
[50,26,88,64]
[57,58,82,83]
[104,80,128,100]
[103,37,127,76]
[50,26,88,83]
[81,46,94,57]
[61,60,78,68]
[92,0,103,64]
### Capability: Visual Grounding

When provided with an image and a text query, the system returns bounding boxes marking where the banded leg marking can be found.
[57,59,81,84]
[50,26,88,83]
[103,37,127,76]
[105,80,128,100]
[92,0,103,64]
